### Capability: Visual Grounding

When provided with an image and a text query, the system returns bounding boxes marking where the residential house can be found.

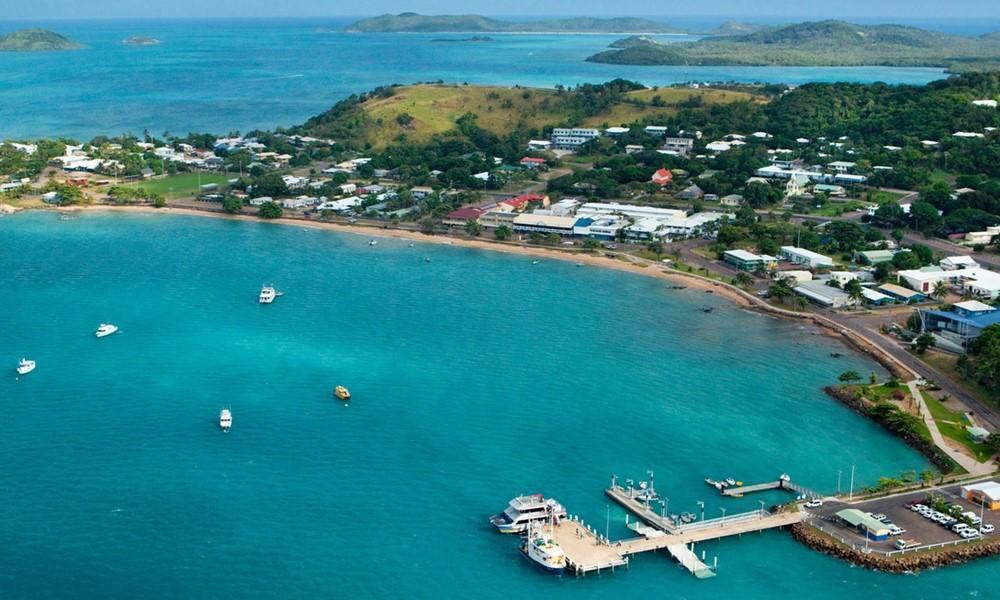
[443,207,486,226]
[661,137,694,156]
[651,168,674,186]
[519,157,548,170]
[410,186,434,199]
[720,194,744,207]
[921,301,1000,352]
[527,140,552,151]
[676,184,704,200]
[785,173,811,197]
[941,255,980,271]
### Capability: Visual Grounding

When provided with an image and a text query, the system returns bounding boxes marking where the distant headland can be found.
[344,13,683,34]
[587,20,1000,72]
[0,29,82,52]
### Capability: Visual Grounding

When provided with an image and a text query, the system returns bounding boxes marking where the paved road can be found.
[824,309,1000,430]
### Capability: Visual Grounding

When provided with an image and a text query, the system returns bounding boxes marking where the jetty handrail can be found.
[679,508,769,531]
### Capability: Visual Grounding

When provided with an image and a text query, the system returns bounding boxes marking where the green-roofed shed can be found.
[836,509,889,540]
[855,250,894,265]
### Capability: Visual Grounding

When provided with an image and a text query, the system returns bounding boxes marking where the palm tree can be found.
[932,280,949,302]
[768,281,792,305]
[735,272,753,289]
[848,286,864,306]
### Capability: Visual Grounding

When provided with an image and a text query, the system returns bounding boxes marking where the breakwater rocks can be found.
[824,385,957,472]
[791,522,1000,572]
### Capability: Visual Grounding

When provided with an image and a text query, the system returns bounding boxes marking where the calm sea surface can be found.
[0,18,949,140]
[1,211,995,598]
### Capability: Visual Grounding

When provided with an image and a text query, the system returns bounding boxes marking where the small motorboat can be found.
[219,409,232,432]
[259,285,277,304]
[16,358,35,376]
[95,323,119,338]
[334,386,351,401]
[532,260,540,265]
[368,239,377,246]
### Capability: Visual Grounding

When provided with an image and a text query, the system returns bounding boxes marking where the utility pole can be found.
[837,469,842,495]
[849,464,856,501]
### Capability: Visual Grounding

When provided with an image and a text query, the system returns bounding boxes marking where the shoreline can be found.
[12,203,913,377]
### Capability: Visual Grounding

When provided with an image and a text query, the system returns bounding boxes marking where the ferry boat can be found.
[259,285,277,304]
[16,358,35,376]
[95,323,119,338]
[219,409,232,432]
[520,523,566,575]
[334,386,351,401]
[490,494,566,534]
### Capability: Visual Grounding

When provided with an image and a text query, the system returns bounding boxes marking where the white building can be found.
[550,128,600,150]
[965,226,1000,246]
[973,99,999,108]
[644,125,668,137]
[780,246,834,269]
[527,140,552,151]
[941,256,980,271]
[249,196,273,206]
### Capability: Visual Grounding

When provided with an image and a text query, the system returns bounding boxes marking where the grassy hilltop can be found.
[296,83,760,149]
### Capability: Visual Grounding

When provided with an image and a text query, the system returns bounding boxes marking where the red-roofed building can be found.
[443,207,486,226]
[498,193,549,212]
[519,157,548,169]
[651,168,674,186]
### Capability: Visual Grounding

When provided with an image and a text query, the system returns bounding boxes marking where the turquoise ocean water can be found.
[0,18,948,140]
[1,211,996,598]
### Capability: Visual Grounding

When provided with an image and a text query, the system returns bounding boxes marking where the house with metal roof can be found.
[861,287,895,306]
[793,280,856,308]
[854,249,895,265]
[961,481,1000,510]
[878,283,926,304]
[836,509,890,540]
[920,300,1000,352]
[724,249,778,272]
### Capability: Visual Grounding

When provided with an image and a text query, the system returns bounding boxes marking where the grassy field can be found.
[922,391,993,461]
[123,173,231,199]
[921,351,997,410]
[355,84,760,149]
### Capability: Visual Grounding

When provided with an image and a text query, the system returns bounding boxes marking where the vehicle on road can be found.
[805,499,823,508]
[894,539,921,550]
[981,524,995,534]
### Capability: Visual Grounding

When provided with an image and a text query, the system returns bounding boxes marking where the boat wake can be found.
[249,74,305,81]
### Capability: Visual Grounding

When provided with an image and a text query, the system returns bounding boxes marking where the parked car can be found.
[805,499,823,508]
[888,525,905,536]
[952,523,969,533]
[981,523,995,534]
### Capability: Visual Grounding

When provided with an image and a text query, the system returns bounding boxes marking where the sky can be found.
[3,0,1000,21]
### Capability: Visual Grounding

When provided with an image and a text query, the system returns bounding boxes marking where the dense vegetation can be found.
[344,13,681,33]
[0,29,81,52]
[588,20,1000,71]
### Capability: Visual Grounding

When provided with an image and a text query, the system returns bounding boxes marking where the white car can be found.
[961,529,981,539]
[888,525,905,536]
[805,499,823,509]
[953,523,969,533]
[981,524,995,534]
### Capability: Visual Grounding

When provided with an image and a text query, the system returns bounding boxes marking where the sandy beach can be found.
[7,202,914,378]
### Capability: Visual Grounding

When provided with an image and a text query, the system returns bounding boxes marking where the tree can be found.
[646,240,663,259]
[838,370,862,384]
[464,219,481,237]
[735,272,753,289]
[582,238,602,250]
[986,432,1000,454]
[251,172,289,198]
[913,333,936,354]
[222,195,243,214]
[258,201,282,219]
[844,278,863,305]
[150,192,166,208]
[932,280,950,302]
[494,224,512,241]
[869,372,878,385]
[768,280,793,305]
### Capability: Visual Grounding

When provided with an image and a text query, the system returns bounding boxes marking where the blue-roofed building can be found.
[920,300,1000,352]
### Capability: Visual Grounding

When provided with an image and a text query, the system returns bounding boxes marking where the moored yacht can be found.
[259,285,277,304]
[16,358,35,376]
[490,494,566,534]
[520,522,567,575]
[219,409,232,432]
[95,323,119,338]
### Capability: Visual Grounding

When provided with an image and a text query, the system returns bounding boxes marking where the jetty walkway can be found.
[546,482,807,576]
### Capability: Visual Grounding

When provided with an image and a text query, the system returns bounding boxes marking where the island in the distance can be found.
[587,20,1000,72]
[430,36,494,43]
[122,36,161,46]
[345,12,682,34]
[0,28,82,52]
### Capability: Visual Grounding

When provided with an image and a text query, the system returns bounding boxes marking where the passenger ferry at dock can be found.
[520,522,567,575]
[490,494,566,534]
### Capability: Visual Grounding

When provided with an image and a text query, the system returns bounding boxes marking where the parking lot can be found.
[810,482,997,553]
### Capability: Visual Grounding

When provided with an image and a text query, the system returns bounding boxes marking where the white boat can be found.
[16,358,35,376]
[259,285,277,304]
[95,323,119,338]
[219,409,232,432]
[368,239,377,246]
[520,522,567,575]
[490,494,566,534]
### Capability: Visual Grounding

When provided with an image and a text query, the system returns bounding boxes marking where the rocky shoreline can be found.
[791,522,1000,572]
[824,385,958,472]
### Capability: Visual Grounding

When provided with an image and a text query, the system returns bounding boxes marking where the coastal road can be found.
[823,309,1000,430]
